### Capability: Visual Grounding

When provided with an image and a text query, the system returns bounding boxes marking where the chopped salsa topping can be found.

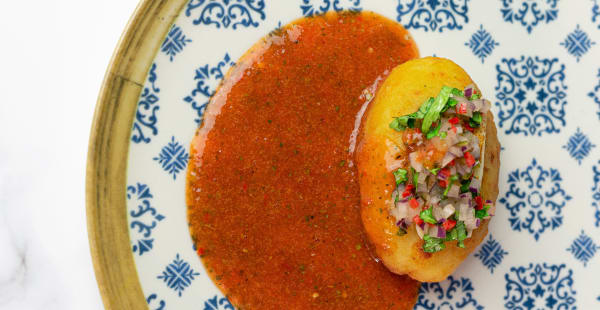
[389,85,494,253]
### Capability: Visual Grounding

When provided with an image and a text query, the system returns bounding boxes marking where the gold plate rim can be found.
[85,0,187,308]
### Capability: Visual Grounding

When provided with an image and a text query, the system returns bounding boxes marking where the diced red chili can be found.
[464,151,475,167]
[449,117,459,125]
[475,196,483,210]
[442,219,456,231]
[457,102,467,114]
[464,121,474,132]
[448,159,456,166]
[438,168,451,180]
[438,179,448,188]
[413,214,424,226]
[402,184,414,197]
[409,198,419,209]
[451,125,457,133]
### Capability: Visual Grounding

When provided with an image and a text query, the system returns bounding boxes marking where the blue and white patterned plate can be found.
[125,1,600,309]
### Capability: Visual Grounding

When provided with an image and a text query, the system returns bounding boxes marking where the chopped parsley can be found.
[423,235,446,253]
[393,168,408,185]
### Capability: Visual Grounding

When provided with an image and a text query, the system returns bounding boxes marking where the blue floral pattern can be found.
[300,0,361,16]
[203,295,234,310]
[132,63,160,144]
[560,25,596,62]
[500,0,559,34]
[589,69,600,121]
[465,25,498,63]
[495,56,567,136]
[563,128,595,165]
[184,53,235,124]
[499,159,571,241]
[592,162,600,227]
[396,0,469,32]
[567,230,598,267]
[474,234,508,273]
[593,0,600,29]
[414,276,483,309]
[185,0,266,29]
[147,293,166,310]
[504,263,576,310]
[161,24,192,62]
[127,183,165,256]
[158,254,200,297]
[154,136,189,180]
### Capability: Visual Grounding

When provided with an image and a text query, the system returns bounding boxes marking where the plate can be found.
[87,0,600,309]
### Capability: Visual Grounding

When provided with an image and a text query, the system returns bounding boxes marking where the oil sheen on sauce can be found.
[187,12,420,310]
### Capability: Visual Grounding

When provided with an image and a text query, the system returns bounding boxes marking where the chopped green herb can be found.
[469,119,481,128]
[419,207,437,224]
[475,205,491,219]
[426,122,442,139]
[429,167,441,175]
[439,131,447,139]
[423,235,446,253]
[470,93,481,100]
[456,221,467,248]
[389,98,434,131]
[389,118,403,131]
[471,112,482,124]
[450,88,464,97]
[422,86,453,133]
[445,227,458,241]
[393,168,408,185]
[443,175,459,196]
[339,160,346,167]
[460,180,471,193]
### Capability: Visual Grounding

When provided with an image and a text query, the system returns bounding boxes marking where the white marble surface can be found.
[0,1,138,309]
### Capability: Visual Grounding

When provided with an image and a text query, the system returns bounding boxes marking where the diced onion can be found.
[442,152,456,167]
[447,184,460,198]
[409,152,423,172]
[442,204,455,219]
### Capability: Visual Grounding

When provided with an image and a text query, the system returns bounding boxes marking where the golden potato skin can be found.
[356,57,500,282]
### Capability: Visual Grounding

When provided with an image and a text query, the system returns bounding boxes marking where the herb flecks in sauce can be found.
[187,12,419,310]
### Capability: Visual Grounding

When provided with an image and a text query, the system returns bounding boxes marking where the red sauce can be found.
[187,12,420,309]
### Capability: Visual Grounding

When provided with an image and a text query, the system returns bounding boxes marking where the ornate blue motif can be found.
[500,0,559,34]
[495,56,567,136]
[154,136,189,180]
[414,275,483,309]
[593,0,600,29]
[465,24,499,63]
[185,0,266,29]
[300,0,362,16]
[567,230,598,267]
[396,0,469,32]
[560,25,596,62]
[157,254,200,297]
[203,295,234,310]
[184,53,235,124]
[592,162,600,227]
[147,293,166,310]
[127,183,165,256]
[474,234,508,273]
[132,63,160,144]
[504,263,576,310]
[589,69,600,121]
[499,159,571,241]
[161,24,191,62]
[563,128,595,165]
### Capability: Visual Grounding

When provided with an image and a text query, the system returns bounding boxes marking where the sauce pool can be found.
[187,12,420,309]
